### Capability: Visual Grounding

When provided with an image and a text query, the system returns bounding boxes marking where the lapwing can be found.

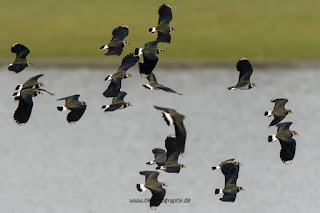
[57,95,87,124]
[146,147,167,169]
[13,88,51,125]
[102,91,131,112]
[100,25,129,56]
[154,106,186,155]
[265,98,292,128]
[12,74,54,100]
[148,4,174,43]
[212,159,244,202]
[103,53,139,98]
[134,41,164,78]
[8,43,32,73]
[157,134,185,173]
[136,171,167,210]
[142,72,182,95]
[227,58,256,90]
[268,122,298,164]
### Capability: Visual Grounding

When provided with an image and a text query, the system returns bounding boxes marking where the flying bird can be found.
[212,159,244,202]
[102,91,131,112]
[136,171,167,210]
[146,147,166,169]
[57,95,87,124]
[154,106,186,155]
[157,134,185,173]
[103,53,139,98]
[268,122,298,164]
[100,25,129,56]
[148,4,174,43]
[227,58,256,90]
[265,98,292,128]
[142,72,182,95]
[13,88,53,125]
[8,43,32,73]
[134,41,164,77]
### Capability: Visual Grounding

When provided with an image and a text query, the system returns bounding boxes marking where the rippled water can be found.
[0,66,319,213]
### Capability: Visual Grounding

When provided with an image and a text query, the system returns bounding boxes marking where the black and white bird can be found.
[100,25,129,56]
[265,98,292,128]
[268,122,298,164]
[148,4,174,43]
[103,53,139,98]
[154,106,186,155]
[142,72,182,95]
[57,95,87,124]
[212,159,244,202]
[134,41,164,77]
[8,43,32,73]
[136,171,167,210]
[157,134,185,173]
[13,88,51,125]
[12,74,54,100]
[102,91,131,112]
[227,58,256,90]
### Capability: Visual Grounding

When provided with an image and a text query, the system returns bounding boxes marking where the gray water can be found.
[0,66,319,213]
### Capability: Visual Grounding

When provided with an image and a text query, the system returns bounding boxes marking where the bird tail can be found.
[264,111,272,117]
[57,106,67,111]
[142,84,153,90]
[136,184,147,192]
[146,160,155,165]
[215,189,223,194]
[14,84,23,91]
[268,135,278,143]
[148,27,157,33]
[101,105,109,110]
[12,91,20,97]
[99,44,109,50]
[104,74,112,81]
[227,86,236,90]
[212,166,221,170]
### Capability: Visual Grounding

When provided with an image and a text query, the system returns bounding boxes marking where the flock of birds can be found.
[6,3,299,210]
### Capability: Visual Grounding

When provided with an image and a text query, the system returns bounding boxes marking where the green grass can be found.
[1,0,320,63]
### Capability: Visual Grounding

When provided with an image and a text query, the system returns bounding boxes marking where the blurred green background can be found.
[0,0,319,65]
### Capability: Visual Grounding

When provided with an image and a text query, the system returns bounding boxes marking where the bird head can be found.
[249,82,257,88]
[179,164,186,168]
[169,26,175,31]
[81,101,86,106]
[160,182,167,187]
[123,41,129,46]
[125,102,132,107]
[235,162,242,166]
[292,131,298,136]
[287,110,293,114]
[27,60,33,65]
[36,90,42,96]
[38,82,44,87]
[237,187,245,192]
[157,48,164,54]
[124,73,132,78]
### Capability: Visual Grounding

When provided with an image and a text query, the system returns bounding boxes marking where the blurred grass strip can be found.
[0,0,319,63]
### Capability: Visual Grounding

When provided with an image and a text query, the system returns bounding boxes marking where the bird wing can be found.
[272,98,288,111]
[152,148,167,159]
[157,31,171,44]
[111,26,129,41]
[139,55,158,77]
[158,4,172,25]
[11,43,30,59]
[111,91,127,104]
[220,192,237,202]
[23,74,44,87]
[13,96,33,125]
[103,77,122,98]
[57,95,80,103]
[279,138,296,164]
[150,188,166,209]
[117,53,139,72]
[104,103,124,112]
[269,115,286,127]
[147,72,158,83]
[140,171,159,183]
[221,163,239,185]
[237,58,253,82]
[174,121,187,155]
[165,135,180,162]
[67,106,86,124]
[276,122,292,132]
[104,45,124,56]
